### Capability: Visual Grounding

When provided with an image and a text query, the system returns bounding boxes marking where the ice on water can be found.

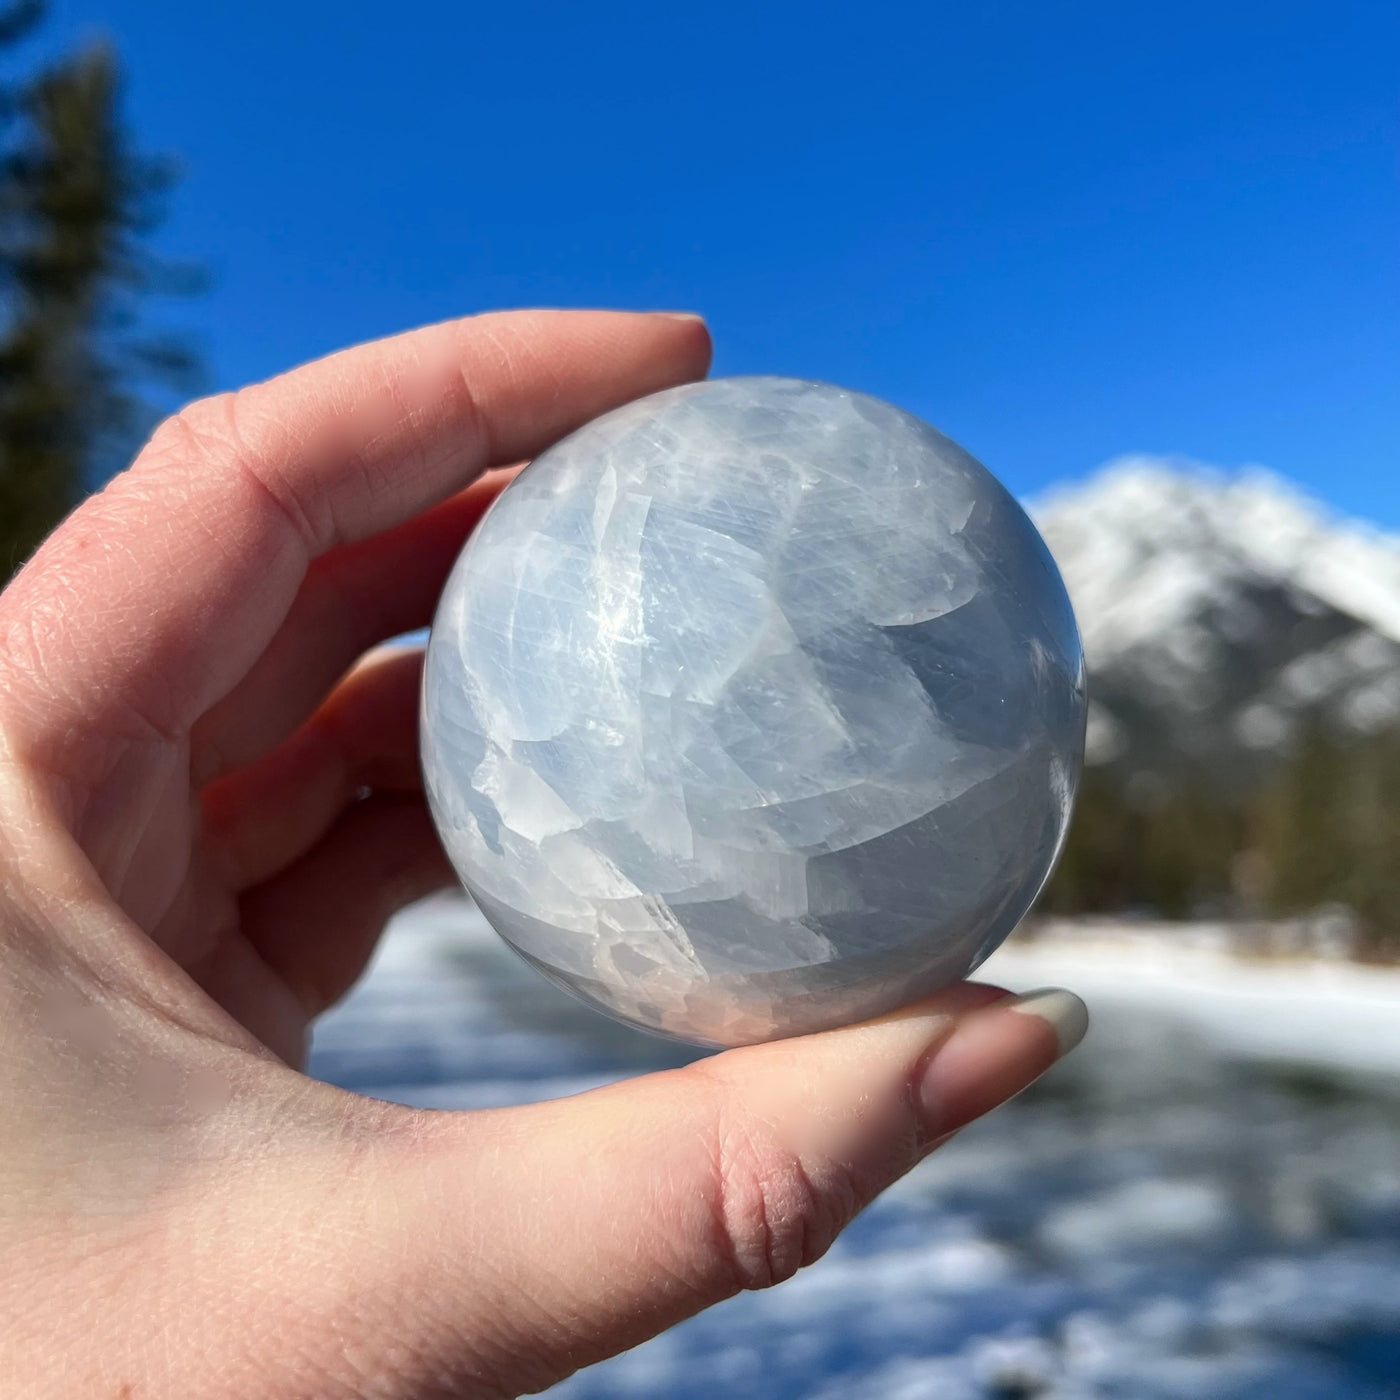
[422,378,1085,1044]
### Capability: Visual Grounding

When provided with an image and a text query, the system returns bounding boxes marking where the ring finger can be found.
[200,643,429,893]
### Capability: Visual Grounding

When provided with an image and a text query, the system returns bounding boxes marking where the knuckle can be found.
[142,391,244,466]
[702,1097,854,1294]
[142,392,324,552]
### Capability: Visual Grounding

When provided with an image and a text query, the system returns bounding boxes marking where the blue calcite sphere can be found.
[422,378,1085,1047]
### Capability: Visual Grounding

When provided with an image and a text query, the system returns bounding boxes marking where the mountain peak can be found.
[1029,458,1400,776]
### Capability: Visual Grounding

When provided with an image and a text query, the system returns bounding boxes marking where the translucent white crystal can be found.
[422,378,1086,1046]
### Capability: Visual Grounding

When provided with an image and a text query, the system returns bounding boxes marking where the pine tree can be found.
[1045,721,1400,958]
[0,5,200,582]
[1042,767,1242,921]
[1253,723,1400,957]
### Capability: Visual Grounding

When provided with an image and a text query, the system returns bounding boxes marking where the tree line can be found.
[1043,723,1400,958]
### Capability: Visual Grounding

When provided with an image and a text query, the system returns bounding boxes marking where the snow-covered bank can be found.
[983,920,1400,1080]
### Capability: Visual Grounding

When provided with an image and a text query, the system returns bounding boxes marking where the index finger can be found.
[0,310,711,750]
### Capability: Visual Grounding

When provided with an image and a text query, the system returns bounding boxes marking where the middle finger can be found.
[191,469,513,787]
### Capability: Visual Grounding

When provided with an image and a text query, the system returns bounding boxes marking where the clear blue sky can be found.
[27,0,1400,523]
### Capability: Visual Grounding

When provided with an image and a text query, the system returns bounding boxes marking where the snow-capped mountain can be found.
[1031,458,1400,786]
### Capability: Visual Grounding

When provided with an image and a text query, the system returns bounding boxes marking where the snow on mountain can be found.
[1030,457,1400,778]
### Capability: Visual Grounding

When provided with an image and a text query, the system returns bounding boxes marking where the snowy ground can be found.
[309,898,1400,1400]
[984,920,1400,1079]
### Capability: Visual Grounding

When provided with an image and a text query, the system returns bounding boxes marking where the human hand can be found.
[0,310,1087,1398]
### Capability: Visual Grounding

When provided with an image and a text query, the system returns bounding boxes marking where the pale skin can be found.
[0,310,1086,1399]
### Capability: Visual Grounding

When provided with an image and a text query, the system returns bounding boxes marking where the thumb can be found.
[365,981,1088,1396]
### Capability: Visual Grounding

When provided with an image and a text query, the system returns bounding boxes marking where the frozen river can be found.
[310,898,1400,1400]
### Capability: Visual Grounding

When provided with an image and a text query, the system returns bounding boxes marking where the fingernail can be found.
[657,311,706,323]
[917,986,1087,1142]
[1004,987,1090,1056]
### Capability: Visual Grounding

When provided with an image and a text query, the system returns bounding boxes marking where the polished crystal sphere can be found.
[422,378,1085,1046]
